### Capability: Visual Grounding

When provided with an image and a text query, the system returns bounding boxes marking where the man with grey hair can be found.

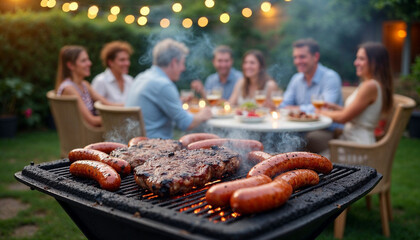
[126,38,212,139]
[191,45,242,100]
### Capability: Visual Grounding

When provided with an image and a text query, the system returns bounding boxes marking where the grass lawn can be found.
[0,130,419,240]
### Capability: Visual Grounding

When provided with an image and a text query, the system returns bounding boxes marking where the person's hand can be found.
[323,102,342,111]
[191,80,205,96]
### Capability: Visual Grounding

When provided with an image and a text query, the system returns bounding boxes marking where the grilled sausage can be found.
[247,152,333,178]
[205,175,272,207]
[187,139,264,152]
[128,136,148,147]
[230,179,293,214]
[68,148,131,176]
[69,160,121,191]
[247,151,272,164]
[274,169,319,191]
[84,142,127,154]
[179,133,220,148]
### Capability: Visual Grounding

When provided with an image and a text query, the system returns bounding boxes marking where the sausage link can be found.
[69,160,121,191]
[247,151,272,164]
[128,136,148,147]
[274,169,319,191]
[230,179,293,214]
[179,133,220,148]
[247,152,332,178]
[205,175,272,207]
[84,142,127,154]
[68,148,131,176]
[187,139,264,152]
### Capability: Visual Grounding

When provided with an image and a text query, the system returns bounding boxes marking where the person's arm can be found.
[322,71,343,105]
[85,81,123,106]
[191,79,206,98]
[187,107,212,130]
[321,81,377,123]
[228,78,244,107]
[61,85,102,127]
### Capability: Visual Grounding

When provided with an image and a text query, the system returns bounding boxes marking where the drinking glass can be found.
[180,89,194,103]
[255,90,266,106]
[271,90,283,108]
[207,87,222,106]
[311,94,325,110]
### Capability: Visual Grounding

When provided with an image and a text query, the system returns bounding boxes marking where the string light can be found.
[110,6,120,15]
[40,0,48,7]
[172,3,182,13]
[87,12,97,19]
[125,15,135,24]
[88,5,99,15]
[107,14,117,22]
[220,13,230,23]
[62,3,70,12]
[197,17,208,27]
[261,2,271,12]
[47,0,56,8]
[140,6,150,16]
[242,8,252,18]
[182,18,193,28]
[205,0,215,8]
[397,30,407,38]
[69,2,78,11]
[160,18,170,28]
[137,16,148,26]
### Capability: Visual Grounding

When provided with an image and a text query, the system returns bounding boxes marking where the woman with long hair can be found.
[320,42,393,145]
[55,45,119,127]
[229,50,278,107]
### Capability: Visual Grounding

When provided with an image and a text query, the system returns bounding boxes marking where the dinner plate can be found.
[287,116,319,122]
[212,113,235,119]
[235,115,266,123]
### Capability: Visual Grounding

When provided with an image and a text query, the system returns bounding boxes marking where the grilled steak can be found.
[110,139,182,168]
[134,147,240,197]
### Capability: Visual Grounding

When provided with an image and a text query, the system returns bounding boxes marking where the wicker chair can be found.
[47,90,104,158]
[94,101,146,144]
[331,94,416,238]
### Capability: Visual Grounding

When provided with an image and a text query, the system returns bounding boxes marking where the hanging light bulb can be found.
[125,15,135,24]
[47,0,56,8]
[110,6,120,15]
[108,14,117,22]
[242,8,252,18]
[88,5,99,15]
[137,16,148,26]
[140,6,150,16]
[261,2,271,12]
[220,13,230,23]
[172,3,182,13]
[204,0,214,8]
[69,2,78,11]
[182,18,193,28]
[160,18,170,28]
[62,3,70,12]
[197,17,208,27]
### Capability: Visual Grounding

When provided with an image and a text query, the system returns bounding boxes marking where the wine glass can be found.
[271,90,283,108]
[255,90,266,107]
[311,94,325,110]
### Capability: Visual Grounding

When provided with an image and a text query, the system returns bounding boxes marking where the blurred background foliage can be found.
[0,0,411,130]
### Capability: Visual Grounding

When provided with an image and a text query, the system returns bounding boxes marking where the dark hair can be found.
[100,41,133,67]
[213,45,233,59]
[359,42,394,113]
[241,50,271,98]
[292,38,320,55]
[55,45,86,92]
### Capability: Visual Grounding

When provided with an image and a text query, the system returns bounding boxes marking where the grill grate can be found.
[45,162,357,224]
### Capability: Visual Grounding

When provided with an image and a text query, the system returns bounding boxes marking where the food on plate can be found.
[179,133,220,148]
[230,178,293,214]
[239,101,258,111]
[134,148,240,197]
[69,160,121,191]
[288,111,319,121]
[187,138,264,152]
[84,142,127,154]
[274,169,320,191]
[128,136,148,147]
[247,151,333,178]
[110,139,182,169]
[247,151,272,164]
[68,148,131,176]
[206,175,272,207]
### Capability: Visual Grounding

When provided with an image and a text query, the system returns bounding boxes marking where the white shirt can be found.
[91,68,133,103]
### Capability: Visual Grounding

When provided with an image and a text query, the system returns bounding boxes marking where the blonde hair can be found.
[55,45,86,92]
[152,38,189,67]
[100,41,133,67]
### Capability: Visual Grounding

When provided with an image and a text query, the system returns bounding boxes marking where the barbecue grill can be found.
[15,159,381,240]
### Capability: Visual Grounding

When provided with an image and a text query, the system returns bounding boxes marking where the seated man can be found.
[191,45,242,100]
[281,38,343,153]
[126,38,212,139]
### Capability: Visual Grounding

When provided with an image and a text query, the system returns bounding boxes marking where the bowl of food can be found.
[287,111,319,122]
[235,103,268,123]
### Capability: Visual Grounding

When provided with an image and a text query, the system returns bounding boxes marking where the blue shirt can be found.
[204,68,242,100]
[282,63,343,130]
[126,66,194,139]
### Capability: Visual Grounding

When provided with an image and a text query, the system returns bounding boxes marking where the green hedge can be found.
[0,10,151,128]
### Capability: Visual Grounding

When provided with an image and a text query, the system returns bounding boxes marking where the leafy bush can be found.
[0,10,150,128]
[396,56,420,109]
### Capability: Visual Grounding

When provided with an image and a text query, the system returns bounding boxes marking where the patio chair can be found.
[94,101,146,144]
[331,94,416,239]
[46,90,104,158]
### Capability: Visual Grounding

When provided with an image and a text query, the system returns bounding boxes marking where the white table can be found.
[205,115,332,133]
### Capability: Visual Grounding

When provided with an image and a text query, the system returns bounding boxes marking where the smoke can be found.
[103,118,141,144]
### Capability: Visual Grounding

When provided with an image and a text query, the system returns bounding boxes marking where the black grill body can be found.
[15,159,381,240]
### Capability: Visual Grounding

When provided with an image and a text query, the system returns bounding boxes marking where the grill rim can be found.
[15,159,381,240]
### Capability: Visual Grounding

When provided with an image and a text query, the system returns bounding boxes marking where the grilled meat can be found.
[134,147,240,197]
[110,139,182,169]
